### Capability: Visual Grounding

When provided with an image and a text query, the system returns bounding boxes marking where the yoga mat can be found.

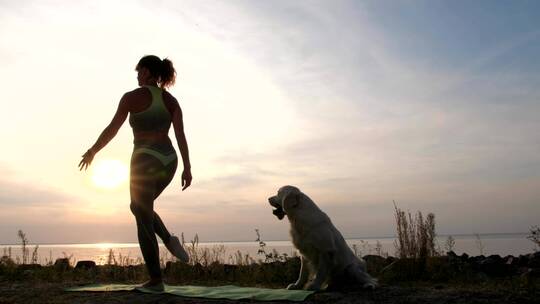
[65,284,315,301]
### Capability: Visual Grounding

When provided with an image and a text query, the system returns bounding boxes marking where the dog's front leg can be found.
[306,252,331,291]
[287,255,309,290]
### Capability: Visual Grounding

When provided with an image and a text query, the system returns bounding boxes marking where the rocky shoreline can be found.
[1,251,539,303]
[363,251,540,279]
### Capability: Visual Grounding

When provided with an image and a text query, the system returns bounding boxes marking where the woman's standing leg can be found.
[130,153,163,280]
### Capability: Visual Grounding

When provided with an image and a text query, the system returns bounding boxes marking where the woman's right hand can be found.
[181,168,192,191]
[78,149,95,171]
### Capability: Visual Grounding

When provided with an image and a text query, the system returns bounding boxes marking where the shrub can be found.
[17,229,29,264]
[393,201,437,259]
[527,225,540,251]
[444,235,456,253]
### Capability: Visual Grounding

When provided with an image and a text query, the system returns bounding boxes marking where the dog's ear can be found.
[282,191,299,213]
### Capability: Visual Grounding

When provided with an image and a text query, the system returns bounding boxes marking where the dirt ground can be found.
[0,281,537,304]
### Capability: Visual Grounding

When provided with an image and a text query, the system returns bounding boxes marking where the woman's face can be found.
[136,67,150,86]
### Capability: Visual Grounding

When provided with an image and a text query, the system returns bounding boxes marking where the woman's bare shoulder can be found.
[162,90,178,102]
[162,90,180,110]
[125,87,148,97]
[120,87,150,103]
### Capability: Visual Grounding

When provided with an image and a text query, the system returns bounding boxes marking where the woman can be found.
[79,55,192,291]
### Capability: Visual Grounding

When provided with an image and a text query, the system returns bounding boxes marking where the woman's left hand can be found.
[78,149,95,171]
[181,168,192,191]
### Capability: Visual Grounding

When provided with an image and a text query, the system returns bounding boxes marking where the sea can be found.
[0,233,535,266]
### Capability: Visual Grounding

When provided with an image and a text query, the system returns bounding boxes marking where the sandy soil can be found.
[0,281,536,304]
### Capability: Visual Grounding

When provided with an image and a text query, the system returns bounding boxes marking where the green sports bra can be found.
[129,85,172,133]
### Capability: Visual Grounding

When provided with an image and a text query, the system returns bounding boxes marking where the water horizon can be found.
[0,231,529,247]
[1,232,535,266]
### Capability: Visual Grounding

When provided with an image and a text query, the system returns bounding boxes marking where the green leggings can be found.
[129,151,177,279]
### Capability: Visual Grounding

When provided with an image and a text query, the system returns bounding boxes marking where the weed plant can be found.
[474,233,485,255]
[17,230,29,265]
[384,201,440,281]
[528,225,540,251]
[2,224,538,294]
[444,235,456,252]
[393,201,437,259]
[255,229,290,263]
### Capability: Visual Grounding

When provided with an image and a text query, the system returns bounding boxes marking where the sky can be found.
[0,0,539,244]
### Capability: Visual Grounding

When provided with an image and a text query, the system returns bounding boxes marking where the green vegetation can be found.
[528,226,540,251]
[1,216,538,297]
[444,235,455,252]
[0,229,300,288]
[392,201,437,259]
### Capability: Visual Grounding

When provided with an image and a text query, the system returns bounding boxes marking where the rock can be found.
[434,284,445,290]
[193,263,205,275]
[54,258,71,271]
[75,260,96,270]
[488,254,502,261]
[0,256,16,267]
[17,264,41,271]
[223,264,238,274]
[531,268,540,278]
[468,255,485,265]
[504,255,514,265]
[446,251,458,259]
[164,261,191,274]
[520,267,539,286]
[518,254,530,267]
[504,256,520,275]
[165,261,174,272]
[517,266,531,275]
[386,256,396,264]
[478,255,508,277]
[22,270,34,276]
[528,251,540,268]
[446,251,461,265]
[363,255,387,266]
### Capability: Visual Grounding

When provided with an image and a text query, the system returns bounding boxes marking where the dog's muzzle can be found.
[268,198,286,220]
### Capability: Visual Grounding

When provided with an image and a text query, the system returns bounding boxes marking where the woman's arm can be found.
[171,99,192,190]
[78,94,130,171]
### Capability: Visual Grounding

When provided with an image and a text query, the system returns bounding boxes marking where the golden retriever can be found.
[268,185,377,291]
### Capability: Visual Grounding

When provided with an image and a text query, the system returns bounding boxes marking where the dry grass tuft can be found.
[393,201,437,259]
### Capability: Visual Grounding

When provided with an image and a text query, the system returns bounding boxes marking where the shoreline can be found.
[0,232,529,247]
[1,281,537,304]
[1,252,539,304]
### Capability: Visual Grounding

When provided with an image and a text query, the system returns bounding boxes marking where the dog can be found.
[268,185,377,291]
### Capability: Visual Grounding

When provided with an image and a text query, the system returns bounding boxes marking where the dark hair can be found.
[136,55,177,89]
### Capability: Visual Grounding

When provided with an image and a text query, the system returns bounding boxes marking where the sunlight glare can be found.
[96,243,115,250]
[91,159,128,189]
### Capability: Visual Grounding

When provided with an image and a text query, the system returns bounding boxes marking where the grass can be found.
[1,211,538,295]
[0,230,300,288]
[392,200,438,259]
[528,225,540,251]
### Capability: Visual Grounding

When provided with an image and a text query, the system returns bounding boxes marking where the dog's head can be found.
[267,185,301,220]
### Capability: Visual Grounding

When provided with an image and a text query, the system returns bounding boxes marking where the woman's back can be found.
[129,86,175,132]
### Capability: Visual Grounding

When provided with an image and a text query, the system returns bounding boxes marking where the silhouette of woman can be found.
[79,55,192,291]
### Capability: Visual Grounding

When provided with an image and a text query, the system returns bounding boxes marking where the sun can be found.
[91,159,128,189]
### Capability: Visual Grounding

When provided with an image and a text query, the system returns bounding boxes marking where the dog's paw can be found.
[286,283,302,290]
[362,282,376,290]
[305,283,322,291]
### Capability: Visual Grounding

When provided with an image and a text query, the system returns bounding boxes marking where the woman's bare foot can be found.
[165,235,189,263]
[136,278,164,292]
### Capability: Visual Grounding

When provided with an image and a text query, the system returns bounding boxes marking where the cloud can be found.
[0,178,73,206]
[1,1,539,242]
[198,174,262,190]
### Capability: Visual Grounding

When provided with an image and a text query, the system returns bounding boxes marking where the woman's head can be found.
[136,55,176,89]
